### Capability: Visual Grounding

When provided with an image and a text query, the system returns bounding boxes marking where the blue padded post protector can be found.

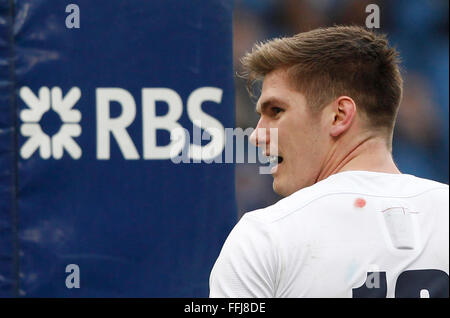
[0,0,236,297]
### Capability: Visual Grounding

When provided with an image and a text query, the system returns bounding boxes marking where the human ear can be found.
[330,96,356,137]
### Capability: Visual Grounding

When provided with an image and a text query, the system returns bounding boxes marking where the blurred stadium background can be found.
[233,0,449,218]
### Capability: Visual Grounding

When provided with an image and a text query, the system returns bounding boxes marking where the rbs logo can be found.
[19,86,225,161]
[20,86,82,159]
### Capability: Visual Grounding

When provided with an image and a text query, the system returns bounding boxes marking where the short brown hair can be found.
[241,25,403,132]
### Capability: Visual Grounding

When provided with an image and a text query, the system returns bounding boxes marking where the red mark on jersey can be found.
[354,198,366,208]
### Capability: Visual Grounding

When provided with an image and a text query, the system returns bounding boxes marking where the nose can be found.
[250,119,270,147]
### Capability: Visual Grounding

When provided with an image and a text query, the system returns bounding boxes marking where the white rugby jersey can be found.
[209,171,449,298]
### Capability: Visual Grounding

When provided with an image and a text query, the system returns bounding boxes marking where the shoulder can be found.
[244,173,351,224]
[244,172,449,225]
[219,210,279,255]
[409,176,449,193]
[209,208,281,297]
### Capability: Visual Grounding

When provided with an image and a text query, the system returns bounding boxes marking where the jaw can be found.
[272,159,319,197]
[272,176,290,197]
[271,162,291,197]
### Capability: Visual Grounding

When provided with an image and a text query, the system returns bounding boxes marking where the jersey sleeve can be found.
[209,212,280,298]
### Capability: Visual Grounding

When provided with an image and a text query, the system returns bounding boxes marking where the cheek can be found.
[286,123,324,165]
[285,124,316,152]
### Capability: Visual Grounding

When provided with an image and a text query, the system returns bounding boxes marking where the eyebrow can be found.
[255,97,288,114]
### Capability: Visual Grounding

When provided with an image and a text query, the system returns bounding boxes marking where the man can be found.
[209,26,449,297]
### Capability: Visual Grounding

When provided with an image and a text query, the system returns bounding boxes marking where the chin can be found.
[272,179,292,198]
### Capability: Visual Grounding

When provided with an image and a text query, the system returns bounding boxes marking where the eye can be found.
[271,106,283,115]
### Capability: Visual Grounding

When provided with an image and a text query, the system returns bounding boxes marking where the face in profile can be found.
[250,68,330,197]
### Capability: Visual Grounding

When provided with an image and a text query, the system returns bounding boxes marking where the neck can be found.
[316,133,400,183]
